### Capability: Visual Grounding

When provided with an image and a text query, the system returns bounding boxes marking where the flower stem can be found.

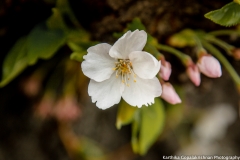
[144,43,164,59]
[208,30,240,37]
[204,35,235,55]
[156,44,191,66]
[201,40,240,93]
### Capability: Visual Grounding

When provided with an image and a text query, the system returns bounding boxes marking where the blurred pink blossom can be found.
[232,48,240,60]
[187,64,201,86]
[161,82,181,104]
[159,60,172,81]
[35,96,54,118]
[22,76,41,97]
[197,55,222,78]
[53,97,81,122]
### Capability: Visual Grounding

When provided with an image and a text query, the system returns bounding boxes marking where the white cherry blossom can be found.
[81,30,162,109]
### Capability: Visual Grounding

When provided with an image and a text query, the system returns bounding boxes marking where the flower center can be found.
[113,59,136,86]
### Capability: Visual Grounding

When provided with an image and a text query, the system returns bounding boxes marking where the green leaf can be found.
[70,51,85,62]
[69,41,98,62]
[68,42,85,52]
[168,29,196,48]
[131,98,165,155]
[234,0,240,5]
[113,32,124,39]
[47,8,66,30]
[138,98,165,155]
[27,22,66,65]
[56,0,81,28]
[0,37,28,87]
[205,2,240,27]
[67,29,91,44]
[68,41,90,52]
[127,18,146,31]
[144,44,160,57]
[146,35,159,47]
[131,110,141,153]
[116,100,137,129]
[113,18,146,39]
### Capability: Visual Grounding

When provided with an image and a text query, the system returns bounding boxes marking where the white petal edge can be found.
[88,74,125,109]
[129,51,161,79]
[109,30,147,59]
[81,43,116,82]
[122,76,162,108]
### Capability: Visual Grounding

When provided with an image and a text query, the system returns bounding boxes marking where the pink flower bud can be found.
[159,61,172,81]
[187,64,201,86]
[197,55,222,78]
[161,82,181,104]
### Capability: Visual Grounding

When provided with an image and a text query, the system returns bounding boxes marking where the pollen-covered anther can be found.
[114,59,136,86]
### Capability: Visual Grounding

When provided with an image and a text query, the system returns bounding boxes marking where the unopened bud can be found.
[161,82,181,104]
[159,61,172,81]
[197,55,222,78]
[187,64,201,86]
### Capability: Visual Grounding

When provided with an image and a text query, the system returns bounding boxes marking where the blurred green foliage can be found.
[0,37,28,87]
[27,22,66,65]
[0,0,94,87]
[168,29,196,48]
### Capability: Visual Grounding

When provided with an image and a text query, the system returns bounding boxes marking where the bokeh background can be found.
[0,0,240,159]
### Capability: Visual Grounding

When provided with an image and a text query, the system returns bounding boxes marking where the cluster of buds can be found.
[186,48,222,86]
[158,47,222,105]
[159,56,182,105]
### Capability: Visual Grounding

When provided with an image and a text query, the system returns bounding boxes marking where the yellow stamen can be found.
[114,59,137,86]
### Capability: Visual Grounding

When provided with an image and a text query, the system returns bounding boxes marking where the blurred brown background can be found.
[0,0,240,160]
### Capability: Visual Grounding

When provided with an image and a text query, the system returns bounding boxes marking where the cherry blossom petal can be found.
[88,74,124,109]
[122,76,162,108]
[81,43,116,82]
[109,30,147,59]
[129,51,161,79]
